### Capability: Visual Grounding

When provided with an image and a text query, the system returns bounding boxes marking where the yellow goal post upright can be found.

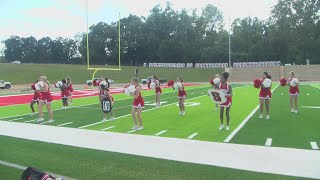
[85,0,121,80]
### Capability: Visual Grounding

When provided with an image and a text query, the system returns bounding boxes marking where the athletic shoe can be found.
[291,109,294,113]
[226,126,230,131]
[179,112,182,115]
[131,126,138,130]
[61,106,66,110]
[219,124,224,130]
[30,113,35,116]
[182,111,186,115]
[36,118,44,122]
[259,114,263,119]
[110,117,115,121]
[137,126,144,130]
[266,115,270,120]
[101,118,108,122]
[47,119,54,123]
[294,110,298,114]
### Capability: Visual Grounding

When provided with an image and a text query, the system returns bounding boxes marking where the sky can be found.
[0,0,278,54]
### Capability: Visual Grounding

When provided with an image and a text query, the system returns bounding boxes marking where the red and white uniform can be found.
[259,80,272,99]
[40,85,53,103]
[289,78,299,96]
[61,84,70,98]
[31,84,41,102]
[178,83,187,99]
[67,83,74,92]
[155,80,162,94]
[219,83,232,107]
[133,86,144,108]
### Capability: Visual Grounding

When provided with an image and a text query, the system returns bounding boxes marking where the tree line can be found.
[3,0,320,65]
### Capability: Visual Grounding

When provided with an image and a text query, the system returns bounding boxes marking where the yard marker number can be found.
[154,130,168,136]
[187,133,198,139]
[8,118,23,122]
[57,122,73,127]
[101,126,115,131]
[265,138,272,146]
[310,142,319,150]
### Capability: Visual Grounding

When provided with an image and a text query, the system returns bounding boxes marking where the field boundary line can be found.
[101,126,115,131]
[310,142,319,150]
[187,133,198,139]
[57,122,73,127]
[265,138,272,146]
[0,160,77,180]
[224,84,280,143]
[8,118,24,122]
[154,130,168,136]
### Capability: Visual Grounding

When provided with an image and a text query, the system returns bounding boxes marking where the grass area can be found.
[231,84,320,149]
[0,136,310,180]
[0,64,223,84]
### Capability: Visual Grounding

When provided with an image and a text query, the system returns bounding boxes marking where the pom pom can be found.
[167,80,174,87]
[54,81,63,88]
[31,84,36,90]
[280,78,287,86]
[210,79,214,85]
[253,78,262,89]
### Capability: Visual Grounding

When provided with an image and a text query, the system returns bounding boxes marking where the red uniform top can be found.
[289,78,299,95]
[31,83,41,101]
[155,80,162,94]
[133,85,144,108]
[219,83,232,107]
[61,84,70,98]
[40,84,53,103]
[178,83,187,98]
[259,79,272,99]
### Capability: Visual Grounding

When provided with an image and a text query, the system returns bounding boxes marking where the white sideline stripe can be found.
[0,160,77,180]
[154,130,167,136]
[127,129,139,133]
[301,106,320,109]
[1,121,320,179]
[265,138,272,146]
[224,84,280,143]
[24,119,37,123]
[78,94,208,129]
[39,121,53,125]
[187,133,198,139]
[8,118,23,122]
[310,142,319,150]
[101,126,115,131]
[57,122,73,127]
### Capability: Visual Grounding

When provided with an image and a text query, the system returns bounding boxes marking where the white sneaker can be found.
[101,118,108,122]
[294,110,298,114]
[259,114,263,119]
[36,118,44,122]
[226,126,230,131]
[30,113,35,116]
[137,126,144,130]
[61,106,66,110]
[179,112,182,115]
[182,111,186,115]
[47,119,54,123]
[219,124,224,130]
[131,126,138,130]
[110,117,115,121]
[291,109,294,113]
[266,115,270,120]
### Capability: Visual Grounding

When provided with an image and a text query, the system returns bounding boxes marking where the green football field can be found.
[0,83,319,179]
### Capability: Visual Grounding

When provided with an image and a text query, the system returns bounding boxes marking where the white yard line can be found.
[265,138,272,146]
[310,142,319,150]
[224,84,280,143]
[24,119,37,123]
[154,130,168,136]
[187,133,198,139]
[39,121,53,125]
[78,94,208,129]
[0,121,319,179]
[8,118,24,122]
[57,122,73,127]
[101,126,115,131]
[0,160,77,180]
[127,129,140,133]
[301,106,320,109]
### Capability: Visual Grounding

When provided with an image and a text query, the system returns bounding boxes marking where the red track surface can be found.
[0,84,199,107]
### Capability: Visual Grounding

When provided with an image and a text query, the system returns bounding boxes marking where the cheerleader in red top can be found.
[130,77,144,130]
[60,79,70,109]
[259,72,272,119]
[66,77,73,105]
[37,76,54,123]
[154,76,162,108]
[30,80,41,116]
[175,77,186,115]
[218,72,233,131]
[289,71,299,113]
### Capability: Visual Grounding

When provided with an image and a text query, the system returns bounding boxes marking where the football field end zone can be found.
[0,160,77,180]
[224,84,280,143]
[0,121,320,179]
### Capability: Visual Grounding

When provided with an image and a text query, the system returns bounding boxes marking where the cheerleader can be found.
[60,79,70,109]
[218,72,232,130]
[30,80,40,116]
[66,77,73,105]
[259,72,272,119]
[154,76,162,108]
[37,76,54,123]
[130,77,144,130]
[211,74,221,111]
[100,83,114,121]
[289,71,299,113]
[175,77,186,115]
